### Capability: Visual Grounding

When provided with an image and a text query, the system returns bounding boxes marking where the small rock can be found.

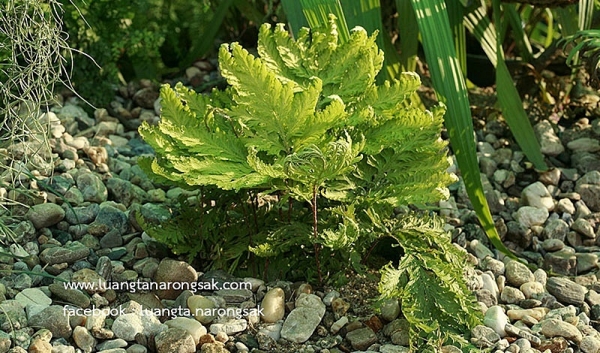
[522,182,555,211]
[483,306,509,337]
[26,203,65,229]
[572,218,596,238]
[260,288,285,323]
[280,293,326,343]
[154,327,195,353]
[39,241,89,265]
[154,258,198,300]
[500,286,525,304]
[379,298,401,322]
[111,313,144,341]
[72,326,96,353]
[505,260,535,287]
[28,305,72,339]
[164,317,207,345]
[76,172,108,203]
[580,335,600,353]
[188,295,218,325]
[535,121,564,156]
[346,327,377,351]
[575,171,600,212]
[546,277,587,305]
[515,206,549,229]
[540,318,582,343]
[544,219,569,241]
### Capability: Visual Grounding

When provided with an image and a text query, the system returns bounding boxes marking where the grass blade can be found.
[396,0,419,72]
[505,3,533,62]
[299,0,350,42]
[410,0,515,258]
[280,0,309,37]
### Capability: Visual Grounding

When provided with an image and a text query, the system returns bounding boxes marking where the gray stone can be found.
[580,335,600,353]
[540,319,582,343]
[164,317,206,345]
[379,298,401,322]
[383,318,410,346]
[471,325,501,347]
[39,241,89,265]
[14,288,51,308]
[542,238,565,251]
[209,318,247,335]
[76,172,108,203]
[346,327,377,351]
[96,339,128,351]
[154,327,195,353]
[522,182,555,211]
[575,171,600,212]
[483,306,509,337]
[73,326,96,353]
[0,301,27,332]
[546,277,587,305]
[544,250,577,276]
[106,178,147,208]
[505,260,535,287]
[88,205,128,237]
[544,219,569,242]
[154,258,198,300]
[281,293,326,343]
[567,137,600,152]
[48,283,91,308]
[515,206,549,229]
[111,313,144,341]
[64,203,99,225]
[535,121,564,156]
[576,253,598,273]
[26,203,65,229]
[500,286,525,304]
[572,218,596,239]
[28,305,72,338]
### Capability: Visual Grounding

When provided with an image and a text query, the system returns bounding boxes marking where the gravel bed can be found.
[1,63,600,353]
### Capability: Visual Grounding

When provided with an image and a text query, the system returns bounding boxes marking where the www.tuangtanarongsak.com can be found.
[62,278,253,293]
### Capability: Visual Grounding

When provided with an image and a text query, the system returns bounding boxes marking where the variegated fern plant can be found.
[139,17,482,350]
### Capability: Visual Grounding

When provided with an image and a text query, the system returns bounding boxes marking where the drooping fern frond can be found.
[378,213,483,351]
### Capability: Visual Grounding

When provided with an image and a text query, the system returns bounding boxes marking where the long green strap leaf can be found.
[492,3,547,172]
[505,3,533,62]
[410,0,515,258]
[299,0,350,43]
[396,0,419,73]
[280,0,309,37]
[465,0,547,171]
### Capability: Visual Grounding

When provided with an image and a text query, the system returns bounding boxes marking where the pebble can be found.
[522,182,555,211]
[540,318,583,343]
[111,313,144,341]
[280,293,326,343]
[505,260,535,287]
[28,305,72,339]
[575,171,600,212]
[535,120,565,156]
[483,306,509,337]
[154,327,196,353]
[260,288,285,323]
[515,206,549,229]
[346,327,377,351]
[153,258,198,300]
[72,326,96,353]
[26,203,65,229]
[546,277,587,305]
[164,317,207,345]
[39,241,90,265]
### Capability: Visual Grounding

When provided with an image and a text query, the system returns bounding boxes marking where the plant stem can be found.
[311,184,323,284]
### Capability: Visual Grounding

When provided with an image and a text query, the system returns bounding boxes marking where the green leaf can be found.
[410,0,517,259]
